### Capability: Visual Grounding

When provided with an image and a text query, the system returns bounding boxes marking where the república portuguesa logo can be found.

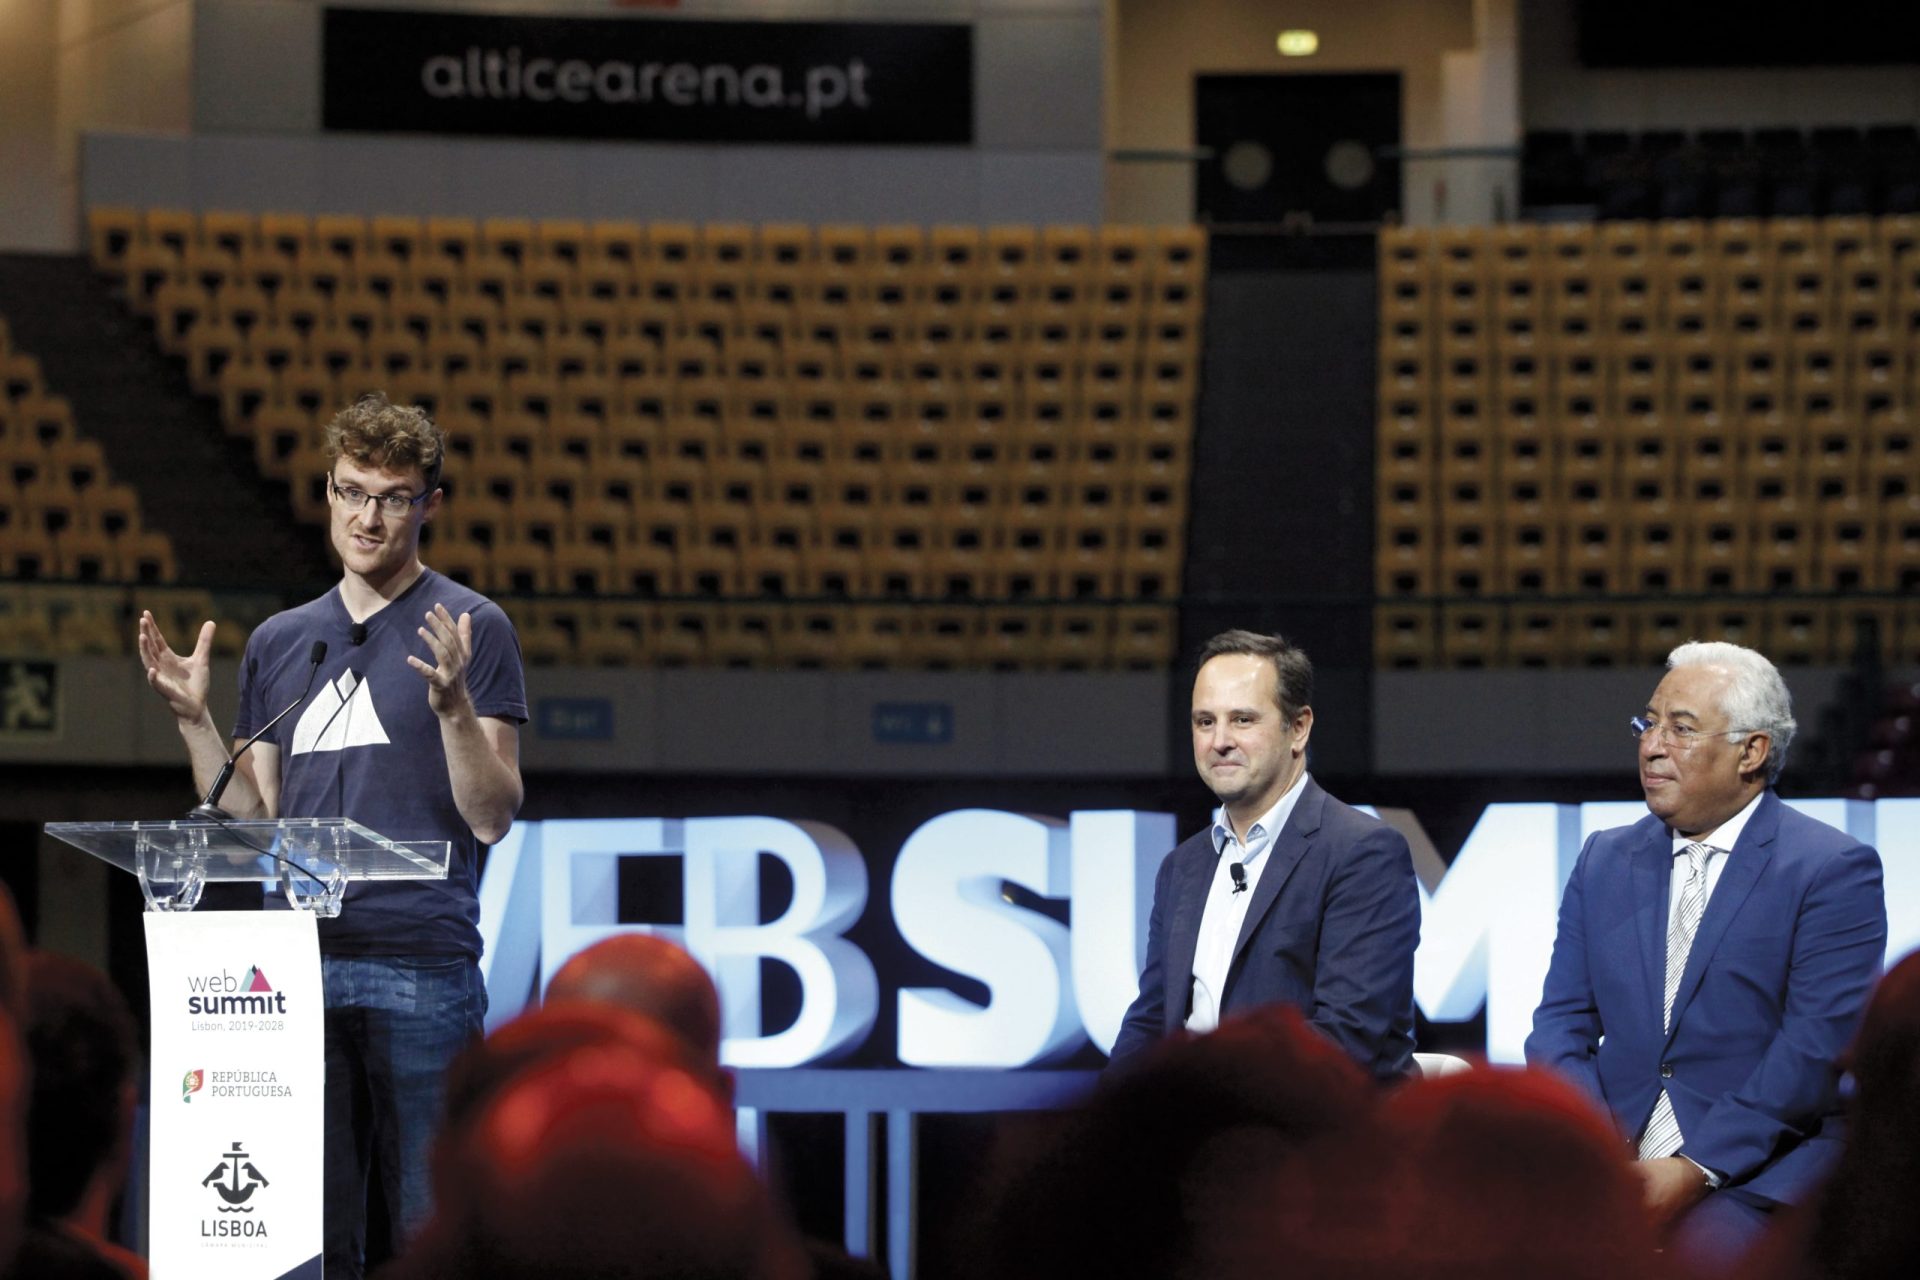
[181,1067,293,1101]
[186,965,287,1015]
[201,1141,272,1241]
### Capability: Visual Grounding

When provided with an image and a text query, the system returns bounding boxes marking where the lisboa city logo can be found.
[186,964,287,1016]
[201,1141,272,1240]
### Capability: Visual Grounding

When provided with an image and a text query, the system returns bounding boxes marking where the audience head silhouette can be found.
[405,1042,802,1280]
[985,1008,1373,1280]
[544,934,724,1067]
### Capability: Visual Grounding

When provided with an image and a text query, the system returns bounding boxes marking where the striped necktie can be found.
[1638,841,1712,1160]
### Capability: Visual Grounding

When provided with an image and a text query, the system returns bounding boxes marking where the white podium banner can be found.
[145,911,325,1280]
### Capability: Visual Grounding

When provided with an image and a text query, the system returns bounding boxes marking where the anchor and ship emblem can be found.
[202,1141,270,1211]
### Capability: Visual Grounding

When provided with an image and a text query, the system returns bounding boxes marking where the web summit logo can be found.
[186,965,287,1016]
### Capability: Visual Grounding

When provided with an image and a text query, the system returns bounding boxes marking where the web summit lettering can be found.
[479,799,1920,1067]
[186,967,290,1017]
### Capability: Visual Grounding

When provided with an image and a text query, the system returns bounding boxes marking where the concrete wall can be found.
[80,131,1108,225]
[0,0,63,252]
[75,0,1105,232]
[1372,667,1862,776]
[1107,0,1494,226]
[0,0,192,252]
[28,0,1920,249]
[0,657,1172,778]
[2,653,1881,781]
[191,0,1103,143]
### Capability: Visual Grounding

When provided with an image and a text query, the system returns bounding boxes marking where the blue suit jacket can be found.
[1108,777,1420,1078]
[1526,791,1886,1207]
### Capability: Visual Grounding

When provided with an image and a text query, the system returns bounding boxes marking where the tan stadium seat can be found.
[87,207,140,275]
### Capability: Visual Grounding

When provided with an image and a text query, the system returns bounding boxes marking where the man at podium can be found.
[137,393,528,1279]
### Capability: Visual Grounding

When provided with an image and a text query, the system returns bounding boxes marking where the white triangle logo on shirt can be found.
[289,671,392,756]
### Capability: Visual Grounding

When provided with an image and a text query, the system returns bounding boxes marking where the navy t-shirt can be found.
[234,569,528,958]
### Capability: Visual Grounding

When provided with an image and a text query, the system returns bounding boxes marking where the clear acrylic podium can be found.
[41,817,452,1277]
[43,818,450,915]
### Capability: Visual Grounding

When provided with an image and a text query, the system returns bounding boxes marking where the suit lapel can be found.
[1228,778,1322,967]
[1633,820,1671,1018]
[1666,792,1779,1039]
[1162,834,1217,1030]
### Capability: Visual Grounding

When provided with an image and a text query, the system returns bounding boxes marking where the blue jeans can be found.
[322,954,486,1280]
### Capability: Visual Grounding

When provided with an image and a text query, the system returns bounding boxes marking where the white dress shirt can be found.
[1666,788,1764,935]
[1185,772,1311,1034]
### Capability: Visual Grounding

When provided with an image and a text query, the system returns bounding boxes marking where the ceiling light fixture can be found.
[1277,30,1319,57]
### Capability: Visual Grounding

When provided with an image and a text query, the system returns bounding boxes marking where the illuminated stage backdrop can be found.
[475,798,1919,1277]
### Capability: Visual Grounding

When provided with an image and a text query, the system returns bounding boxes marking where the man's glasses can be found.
[1628,716,1756,749]
[329,475,429,518]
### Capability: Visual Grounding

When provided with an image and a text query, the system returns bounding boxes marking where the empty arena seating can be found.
[1848,679,1920,798]
[0,315,177,588]
[1522,125,1920,220]
[85,209,1201,670]
[0,581,274,661]
[1378,214,1920,669]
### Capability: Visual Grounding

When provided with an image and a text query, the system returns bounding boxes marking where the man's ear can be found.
[1290,706,1314,757]
[1739,731,1772,782]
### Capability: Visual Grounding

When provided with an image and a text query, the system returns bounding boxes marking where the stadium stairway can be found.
[0,253,332,592]
[1181,250,1379,667]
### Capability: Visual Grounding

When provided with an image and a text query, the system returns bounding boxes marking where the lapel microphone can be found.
[349,622,368,646]
[1230,862,1248,894]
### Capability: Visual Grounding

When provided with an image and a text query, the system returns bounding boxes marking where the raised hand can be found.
[137,610,214,724]
[409,603,475,717]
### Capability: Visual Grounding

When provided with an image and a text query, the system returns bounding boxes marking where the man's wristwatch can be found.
[1681,1154,1721,1190]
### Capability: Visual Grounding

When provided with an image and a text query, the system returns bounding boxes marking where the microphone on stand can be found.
[1229,862,1248,895]
[190,641,327,820]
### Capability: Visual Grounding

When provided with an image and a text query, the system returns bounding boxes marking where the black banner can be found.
[322,7,973,145]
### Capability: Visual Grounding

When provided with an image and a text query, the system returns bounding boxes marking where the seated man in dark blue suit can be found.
[1110,630,1420,1079]
[1527,641,1886,1265]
